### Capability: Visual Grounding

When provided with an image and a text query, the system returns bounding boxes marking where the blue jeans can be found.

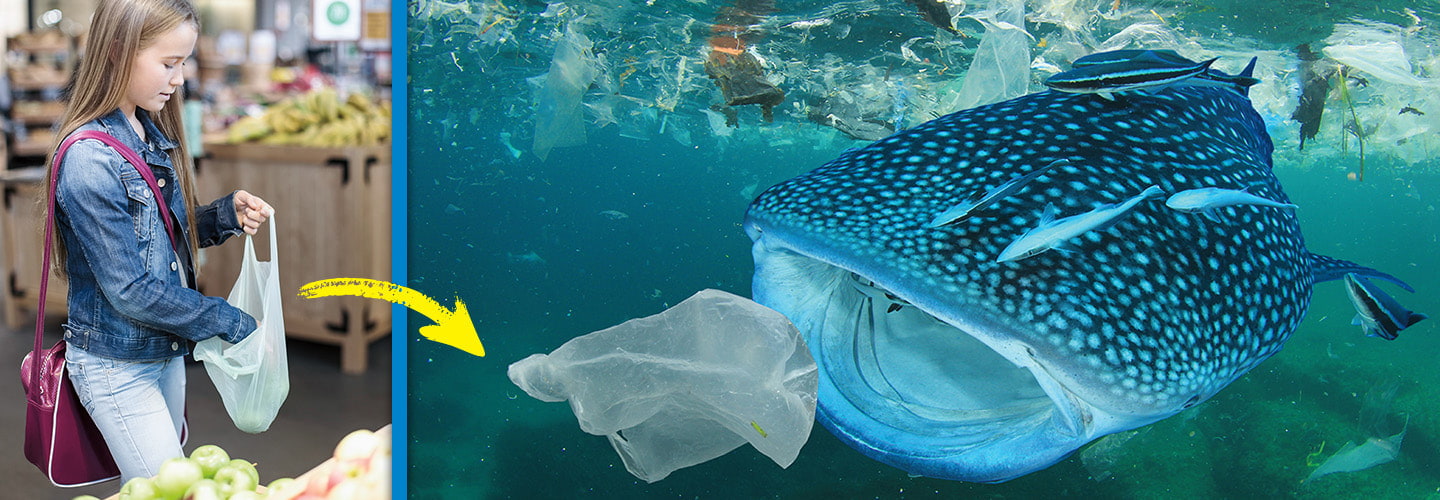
[66,345,186,483]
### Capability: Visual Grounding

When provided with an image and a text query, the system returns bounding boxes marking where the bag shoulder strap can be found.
[60,130,179,244]
[33,130,181,370]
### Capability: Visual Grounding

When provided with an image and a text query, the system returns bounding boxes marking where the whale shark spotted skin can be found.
[744,84,1406,483]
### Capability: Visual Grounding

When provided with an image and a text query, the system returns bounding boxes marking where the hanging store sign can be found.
[313,0,362,42]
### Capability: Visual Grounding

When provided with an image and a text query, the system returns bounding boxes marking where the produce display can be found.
[75,426,391,500]
[225,89,391,147]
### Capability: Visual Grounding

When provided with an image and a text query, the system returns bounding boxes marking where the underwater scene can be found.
[406,0,1440,498]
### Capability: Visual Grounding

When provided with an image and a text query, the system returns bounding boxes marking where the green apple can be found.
[181,478,223,500]
[188,444,230,479]
[227,491,264,500]
[213,461,260,497]
[153,457,204,500]
[224,458,261,485]
[118,476,161,500]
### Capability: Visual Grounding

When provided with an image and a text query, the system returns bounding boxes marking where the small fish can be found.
[1399,106,1425,116]
[928,159,1069,227]
[750,421,769,438]
[1045,53,1217,99]
[997,185,1166,263]
[1164,187,1297,222]
[1073,50,1257,96]
[599,210,630,220]
[1344,273,1428,340]
[905,0,959,35]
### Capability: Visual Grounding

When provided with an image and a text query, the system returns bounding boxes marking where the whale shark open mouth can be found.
[746,224,1151,483]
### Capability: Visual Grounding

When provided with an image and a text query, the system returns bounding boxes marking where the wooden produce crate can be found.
[0,167,68,328]
[195,143,391,374]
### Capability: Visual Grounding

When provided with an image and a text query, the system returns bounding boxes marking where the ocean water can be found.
[406,0,1440,498]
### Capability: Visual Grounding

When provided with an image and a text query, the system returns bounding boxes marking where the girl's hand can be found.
[233,190,274,235]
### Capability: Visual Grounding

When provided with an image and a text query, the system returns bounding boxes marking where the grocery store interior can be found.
[0,0,393,496]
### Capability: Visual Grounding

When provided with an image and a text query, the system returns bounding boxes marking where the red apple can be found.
[305,461,334,497]
[333,429,380,461]
[325,478,365,500]
[266,477,305,500]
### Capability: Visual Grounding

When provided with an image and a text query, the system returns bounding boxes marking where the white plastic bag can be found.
[508,289,817,483]
[194,218,289,433]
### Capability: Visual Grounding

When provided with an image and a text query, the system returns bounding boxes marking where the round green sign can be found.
[325,1,350,25]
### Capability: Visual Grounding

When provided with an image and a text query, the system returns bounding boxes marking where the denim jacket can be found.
[56,108,255,361]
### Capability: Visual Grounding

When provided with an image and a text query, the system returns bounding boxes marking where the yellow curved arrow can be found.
[298,278,485,357]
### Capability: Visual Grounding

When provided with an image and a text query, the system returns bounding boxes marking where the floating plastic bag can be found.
[508,289,817,482]
[1324,22,1438,87]
[1305,422,1407,483]
[194,219,289,433]
[530,21,599,161]
[946,0,1030,111]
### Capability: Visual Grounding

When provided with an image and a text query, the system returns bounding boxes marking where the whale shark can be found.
[744,80,1409,482]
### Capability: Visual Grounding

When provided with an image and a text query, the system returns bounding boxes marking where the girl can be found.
[44,0,274,483]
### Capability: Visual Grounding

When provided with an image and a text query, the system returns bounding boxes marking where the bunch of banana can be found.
[225,114,271,143]
[226,89,390,147]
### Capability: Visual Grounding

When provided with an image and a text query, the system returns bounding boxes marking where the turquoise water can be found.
[406,0,1440,497]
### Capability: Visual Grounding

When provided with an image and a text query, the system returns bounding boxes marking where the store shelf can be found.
[11,101,64,125]
[10,77,68,91]
[8,31,69,53]
[11,139,53,157]
[8,31,74,170]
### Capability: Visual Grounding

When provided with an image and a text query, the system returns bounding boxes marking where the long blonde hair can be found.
[44,0,201,276]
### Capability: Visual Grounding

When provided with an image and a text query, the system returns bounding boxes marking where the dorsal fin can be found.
[1040,203,1060,225]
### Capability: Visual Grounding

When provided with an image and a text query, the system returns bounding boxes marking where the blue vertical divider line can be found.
[389,0,409,496]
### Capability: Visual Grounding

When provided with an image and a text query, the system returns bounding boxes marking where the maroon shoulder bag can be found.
[22,129,180,486]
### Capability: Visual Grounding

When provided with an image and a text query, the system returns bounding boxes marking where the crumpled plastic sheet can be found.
[1305,421,1407,483]
[508,289,818,483]
[1323,21,1438,88]
[530,22,600,160]
[946,0,1031,111]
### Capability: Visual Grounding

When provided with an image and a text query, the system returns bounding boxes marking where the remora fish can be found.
[1344,273,1428,340]
[928,159,1069,227]
[997,185,1165,263]
[744,84,1410,483]
[1045,52,1218,99]
[1072,50,1259,96]
[1165,187,1298,221]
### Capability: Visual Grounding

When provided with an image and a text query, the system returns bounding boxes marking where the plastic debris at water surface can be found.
[508,289,818,483]
[945,0,1030,111]
[530,21,600,161]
